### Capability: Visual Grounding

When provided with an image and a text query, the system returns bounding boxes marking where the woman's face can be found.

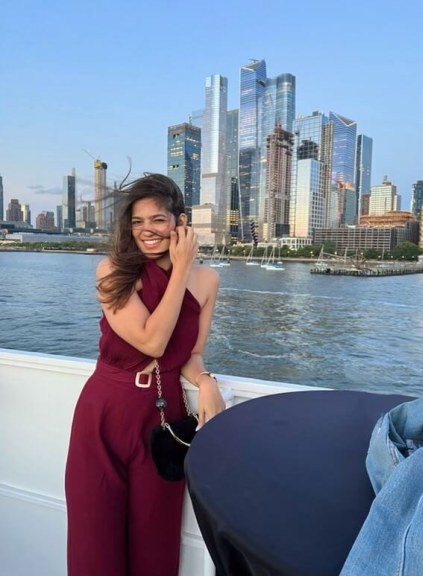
[131,197,176,258]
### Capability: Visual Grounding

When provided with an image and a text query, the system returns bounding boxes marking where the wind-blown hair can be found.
[98,173,186,311]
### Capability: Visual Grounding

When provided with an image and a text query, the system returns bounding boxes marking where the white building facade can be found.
[200,74,228,245]
[369,178,401,215]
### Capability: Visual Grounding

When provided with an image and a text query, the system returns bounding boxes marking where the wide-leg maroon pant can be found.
[65,360,186,576]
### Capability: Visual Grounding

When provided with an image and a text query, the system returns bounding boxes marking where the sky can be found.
[1,0,422,219]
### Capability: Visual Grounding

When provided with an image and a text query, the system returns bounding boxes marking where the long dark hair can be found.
[98,173,186,311]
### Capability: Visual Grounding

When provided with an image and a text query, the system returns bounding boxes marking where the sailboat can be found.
[277,245,284,265]
[263,247,285,271]
[220,246,231,266]
[246,245,259,266]
[209,246,231,267]
[314,246,329,268]
[260,246,270,267]
[209,246,223,267]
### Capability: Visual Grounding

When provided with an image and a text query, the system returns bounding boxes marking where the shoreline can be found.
[0,247,419,266]
[0,246,318,262]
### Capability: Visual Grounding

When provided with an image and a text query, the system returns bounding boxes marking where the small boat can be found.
[219,246,231,266]
[210,246,231,267]
[246,245,259,266]
[263,247,284,271]
[209,246,223,268]
[260,246,270,267]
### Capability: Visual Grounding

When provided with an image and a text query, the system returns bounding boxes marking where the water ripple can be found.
[1,253,423,395]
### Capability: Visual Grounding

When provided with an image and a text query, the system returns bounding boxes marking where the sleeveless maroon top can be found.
[98,261,201,373]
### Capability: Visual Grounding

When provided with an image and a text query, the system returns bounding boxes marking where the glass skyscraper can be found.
[22,204,31,226]
[226,109,239,240]
[201,74,228,243]
[355,135,373,217]
[0,175,3,221]
[94,160,108,230]
[56,205,63,232]
[259,73,296,226]
[294,159,324,238]
[62,170,76,230]
[411,180,423,219]
[329,112,357,226]
[262,73,296,135]
[167,122,201,222]
[290,112,332,238]
[238,59,267,240]
[6,198,23,222]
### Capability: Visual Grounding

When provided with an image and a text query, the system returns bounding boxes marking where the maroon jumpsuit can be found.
[65,261,200,576]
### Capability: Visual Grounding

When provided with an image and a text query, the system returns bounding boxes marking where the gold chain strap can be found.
[154,360,192,429]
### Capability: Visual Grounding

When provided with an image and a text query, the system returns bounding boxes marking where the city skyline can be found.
[1,0,422,219]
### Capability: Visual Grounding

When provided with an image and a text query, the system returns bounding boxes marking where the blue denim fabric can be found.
[340,397,423,576]
[366,397,423,494]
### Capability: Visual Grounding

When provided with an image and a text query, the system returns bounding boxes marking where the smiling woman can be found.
[65,173,225,576]
[130,199,182,259]
[97,174,189,310]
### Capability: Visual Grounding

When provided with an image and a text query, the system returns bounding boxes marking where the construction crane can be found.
[82,148,99,162]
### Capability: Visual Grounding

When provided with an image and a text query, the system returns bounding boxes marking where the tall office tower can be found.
[36,211,55,231]
[355,135,373,217]
[76,201,96,230]
[0,175,3,220]
[369,177,401,215]
[263,124,293,241]
[94,159,108,230]
[262,73,296,135]
[238,59,267,241]
[290,112,333,238]
[167,122,201,222]
[86,201,96,227]
[258,73,296,231]
[329,112,357,227]
[22,204,31,226]
[6,199,23,222]
[411,180,423,219]
[56,205,63,232]
[200,74,228,244]
[226,109,239,240]
[62,169,76,230]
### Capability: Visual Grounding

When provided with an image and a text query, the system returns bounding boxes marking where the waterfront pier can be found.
[310,264,423,277]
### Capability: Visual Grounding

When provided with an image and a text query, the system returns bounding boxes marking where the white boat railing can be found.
[0,348,326,576]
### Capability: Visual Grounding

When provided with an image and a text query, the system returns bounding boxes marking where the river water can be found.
[1,251,422,396]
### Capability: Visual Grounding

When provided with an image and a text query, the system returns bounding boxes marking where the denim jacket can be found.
[340,396,423,576]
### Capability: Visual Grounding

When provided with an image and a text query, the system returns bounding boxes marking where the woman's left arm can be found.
[180,267,225,428]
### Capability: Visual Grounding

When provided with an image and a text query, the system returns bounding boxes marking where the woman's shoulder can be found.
[192,263,220,284]
[97,256,143,291]
[96,257,112,280]
[190,264,220,298]
[187,264,219,308]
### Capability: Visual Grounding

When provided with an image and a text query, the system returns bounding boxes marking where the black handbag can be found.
[150,360,198,482]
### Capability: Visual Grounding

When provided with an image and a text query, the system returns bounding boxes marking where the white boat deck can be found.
[0,348,326,576]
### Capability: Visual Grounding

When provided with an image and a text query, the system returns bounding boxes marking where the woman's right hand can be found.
[169,226,198,272]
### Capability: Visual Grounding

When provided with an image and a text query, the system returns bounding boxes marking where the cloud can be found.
[28,185,63,196]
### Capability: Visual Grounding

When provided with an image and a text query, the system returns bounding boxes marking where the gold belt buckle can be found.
[135,371,152,388]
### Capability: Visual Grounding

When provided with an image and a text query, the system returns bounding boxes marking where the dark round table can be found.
[185,390,413,576]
